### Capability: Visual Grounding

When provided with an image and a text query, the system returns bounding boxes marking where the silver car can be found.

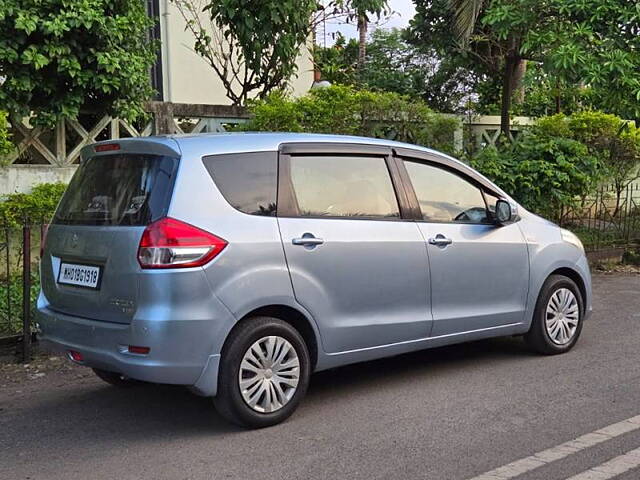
[37,133,592,428]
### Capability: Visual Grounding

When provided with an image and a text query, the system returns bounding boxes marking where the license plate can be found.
[57,262,102,289]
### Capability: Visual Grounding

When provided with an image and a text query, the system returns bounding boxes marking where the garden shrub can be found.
[470,132,600,220]
[536,111,640,215]
[238,85,461,155]
[0,182,67,226]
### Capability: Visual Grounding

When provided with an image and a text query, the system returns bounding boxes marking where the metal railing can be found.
[0,220,43,361]
[559,183,640,255]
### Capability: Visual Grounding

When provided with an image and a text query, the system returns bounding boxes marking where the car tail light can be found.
[137,217,227,269]
[94,143,120,152]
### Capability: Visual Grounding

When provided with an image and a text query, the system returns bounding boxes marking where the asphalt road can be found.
[1,273,639,480]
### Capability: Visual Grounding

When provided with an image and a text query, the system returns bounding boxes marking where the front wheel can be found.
[214,317,311,428]
[524,274,584,355]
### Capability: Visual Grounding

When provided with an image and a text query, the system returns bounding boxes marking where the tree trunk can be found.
[513,60,527,104]
[501,55,518,138]
[357,14,367,71]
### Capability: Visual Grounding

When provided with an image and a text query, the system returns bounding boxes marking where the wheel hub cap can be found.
[545,288,580,345]
[238,336,300,413]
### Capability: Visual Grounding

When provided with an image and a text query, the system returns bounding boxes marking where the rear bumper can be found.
[36,304,229,396]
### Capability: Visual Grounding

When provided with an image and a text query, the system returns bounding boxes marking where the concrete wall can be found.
[0,166,77,195]
[159,1,314,105]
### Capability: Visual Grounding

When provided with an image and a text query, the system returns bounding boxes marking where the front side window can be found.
[287,155,400,219]
[404,161,489,223]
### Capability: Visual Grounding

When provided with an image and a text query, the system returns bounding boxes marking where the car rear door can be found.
[41,141,180,324]
[276,143,432,353]
[396,152,529,337]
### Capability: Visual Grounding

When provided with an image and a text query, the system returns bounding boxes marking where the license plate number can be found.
[57,263,101,289]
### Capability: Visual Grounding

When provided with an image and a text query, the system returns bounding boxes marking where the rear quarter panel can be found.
[167,144,318,356]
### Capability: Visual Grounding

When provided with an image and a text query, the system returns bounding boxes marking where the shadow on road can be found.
[2,336,535,449]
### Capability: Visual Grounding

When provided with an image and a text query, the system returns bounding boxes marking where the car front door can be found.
[399,156,530,337]
[277,144,432,353]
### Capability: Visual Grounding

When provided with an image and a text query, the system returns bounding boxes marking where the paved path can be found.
[1,273,639,480]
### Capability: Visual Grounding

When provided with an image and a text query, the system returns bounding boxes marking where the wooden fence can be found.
[3,103,535,194]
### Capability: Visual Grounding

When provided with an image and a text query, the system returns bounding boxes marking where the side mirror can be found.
[495,199,517,224]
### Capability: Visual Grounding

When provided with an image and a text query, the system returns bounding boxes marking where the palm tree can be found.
[350,0,389,74]
[448,0,526,137]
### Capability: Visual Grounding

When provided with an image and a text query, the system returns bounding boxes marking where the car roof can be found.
[83,132,509,199]
[87,132,448,159]
[170,132,448,157]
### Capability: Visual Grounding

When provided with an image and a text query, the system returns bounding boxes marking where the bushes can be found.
[471,132,600,220]
[0,112,12,158]
[470,110,640,220]
[0,182,67,226]
[536,112,640,215]
[238,86,461,155]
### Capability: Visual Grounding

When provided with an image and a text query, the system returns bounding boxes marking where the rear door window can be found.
[285,155,400,219]
[203,152,278,216]
[53,154,178,226]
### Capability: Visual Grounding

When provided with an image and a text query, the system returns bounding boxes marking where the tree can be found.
[484,0,640,122]
[350,0,389,72]
[413,0,640,136]
[0,0,157,127]
[172,0,317,106]
[408,0,505,113]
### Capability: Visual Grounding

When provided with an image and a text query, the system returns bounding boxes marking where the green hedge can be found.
[469,111,640,221]
[0,182,67,226]
[237,85,461,155]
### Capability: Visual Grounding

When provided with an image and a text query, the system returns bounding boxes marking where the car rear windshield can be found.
[53,154,179,226]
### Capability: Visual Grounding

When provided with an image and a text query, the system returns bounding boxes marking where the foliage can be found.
[483,0,640,120]
[315,28,476,113]
[0,0,157,127]
[238,85,460,154]
[314,34,359,86]
[0,111,13,157]
[470,131,600,219]
[407,0,502,114]
[622,249,640,266]
[536,112,640,214]
[0,272,39,335]
[173,0,316,106]
[0,183,67,226]
[410,0,640,132]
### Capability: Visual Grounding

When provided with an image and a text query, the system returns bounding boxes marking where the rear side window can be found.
[203,152,277,216]
[286,155,400,219]
[53,154,178,226]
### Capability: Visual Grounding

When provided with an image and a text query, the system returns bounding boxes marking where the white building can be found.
[147,1,315,105]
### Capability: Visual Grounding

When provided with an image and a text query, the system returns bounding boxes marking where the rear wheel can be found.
[92,368,139,387]
[214,316,310,428]
[525,274,584,355]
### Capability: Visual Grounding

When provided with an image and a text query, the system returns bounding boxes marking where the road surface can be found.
[1,273,639,480]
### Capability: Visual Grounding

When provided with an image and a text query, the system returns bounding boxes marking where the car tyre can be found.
[525,274,584,355]
[92,368,140,387]
[214,316,311,429]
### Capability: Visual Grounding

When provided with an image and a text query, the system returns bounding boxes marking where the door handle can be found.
[292,233,324,246]
[428,234,453,246]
